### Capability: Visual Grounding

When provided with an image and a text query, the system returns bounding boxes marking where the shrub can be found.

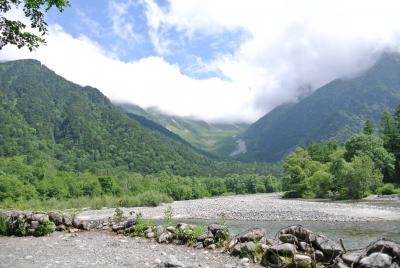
[34,220,56,236]
[377,183,399,195]
[0,214,9,235]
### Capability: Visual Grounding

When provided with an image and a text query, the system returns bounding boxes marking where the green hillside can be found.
[228,53,400,162]
[118,103,248,155]
[0,59,216,176]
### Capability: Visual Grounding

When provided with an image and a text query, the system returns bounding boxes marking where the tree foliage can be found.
[0,0,70,50]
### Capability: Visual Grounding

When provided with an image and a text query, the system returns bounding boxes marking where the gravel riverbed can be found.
[0,231,256,268]
[78,193,400,222]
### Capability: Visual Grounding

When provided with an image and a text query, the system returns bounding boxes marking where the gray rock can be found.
[56,224,66,231]
[112,224,124,232]
[124,217,136,228]
[48,212,63,226]
[313,234,343,258]
[333,261,350,268]
[193,242,204,249]
[208,224,225,235]
[154,225,166,235]
[270,243,297,257]
[359,252,392,268]
[367,239,400,258]
[314,250,325,262]
[62,214,72,226]
[279,225,314,242]
[158,232,173,244]
[207,244,216,250]
[279,234,298,244]
[203,237,214,247]
[294,254,312,268]
[145,232,155,239]
[237,228,266,242]
[242,241,258,253]
[30,221,39,229]
[164,255,185,267]
[197,231,213,242]
[342,249,365,265]
[176,223,192,231]
[232,243,243,256]
[166,226,176,234]
[298,241,311,252]
[32,214,49,224]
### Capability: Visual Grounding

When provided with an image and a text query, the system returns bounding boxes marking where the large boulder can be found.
[279,234,298,245]
[313,234,343,258]
[48,212,63,226]
[366,239,400,258]
[237,228,266,242]
[208,224,225,236]
[342,249,365,265]
[294,254,312,268]
[359,252,392,268]
[279,225,314,242]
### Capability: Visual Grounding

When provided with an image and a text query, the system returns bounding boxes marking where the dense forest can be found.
[0,59,281,209]
[283,107,400,199]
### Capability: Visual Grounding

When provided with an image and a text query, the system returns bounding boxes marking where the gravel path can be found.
[0,231,257,268]
[78,193,400,222]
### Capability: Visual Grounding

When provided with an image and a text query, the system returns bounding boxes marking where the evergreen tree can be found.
[363,120,375,135]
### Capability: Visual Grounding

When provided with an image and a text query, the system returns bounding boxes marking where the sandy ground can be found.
[78,193,400,222]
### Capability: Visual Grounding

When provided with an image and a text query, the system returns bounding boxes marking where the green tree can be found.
[344,134,395,181]
[0,0,70,51]
[363,120,375,135]
[338,154,383,199]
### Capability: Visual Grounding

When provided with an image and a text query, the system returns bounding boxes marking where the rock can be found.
[62,215,73,226]
[239,257,250,266]
[359,252,392,268]
[232,243,243,256]
[333,261,350,268]
[158,232,173,244]
[313,234,343,258]
[112,224,124,232]
[176,223,192,231]
[166,226,176,234]
[203,238,214,247]
[73,220,90,231]
[48,212,63,225]
[294,254,312,268]
[193,242,204,249]
[279,225,314,242]
[56,225,66,231]
[279,234,298,244]
[237,228,266,242]
[164,255,185,267]
[367,239,400,258]
[298,241,311,252]
[241,241,258,254]
[197,231,213,242]
[30,221,39,229]
[32,214,49,224]
[314,250,325,262]
[145,232,155,239]
[124,217,136,228]
[208,224,225,236]
[68,228,79,233]
[270,243,297,257]
[154,225,166,236]
[342,249,365,265]
[207,244,216,250]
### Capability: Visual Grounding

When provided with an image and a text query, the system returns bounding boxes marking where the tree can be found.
[0,0,70,51]
[344,134,395,181]
[363,120,375,135]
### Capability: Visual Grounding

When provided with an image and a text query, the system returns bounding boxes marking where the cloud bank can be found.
[2,0,400,123]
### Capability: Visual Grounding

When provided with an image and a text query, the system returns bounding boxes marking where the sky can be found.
[2,0,400,123]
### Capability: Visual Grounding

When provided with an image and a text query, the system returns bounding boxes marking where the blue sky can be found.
[46,0,246,80]
[3,0,400,122]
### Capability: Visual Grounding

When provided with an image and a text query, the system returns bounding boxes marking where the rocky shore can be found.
[77,193,400,222]
[1,209,399,267]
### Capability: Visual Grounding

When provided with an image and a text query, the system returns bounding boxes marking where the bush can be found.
[34,220,56,236]
[377,183,399,195]
[0,214,9,235]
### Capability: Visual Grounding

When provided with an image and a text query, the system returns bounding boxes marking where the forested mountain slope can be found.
[0,59,215,176]
[231,53,400,162]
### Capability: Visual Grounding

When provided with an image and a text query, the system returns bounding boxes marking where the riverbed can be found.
[77,193,400,249]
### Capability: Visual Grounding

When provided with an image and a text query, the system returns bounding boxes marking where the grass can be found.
[0,191,173,211]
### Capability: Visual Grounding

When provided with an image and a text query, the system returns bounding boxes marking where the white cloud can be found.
[108,0,142,42]
[144,0,400,111]
[3,1,400,123]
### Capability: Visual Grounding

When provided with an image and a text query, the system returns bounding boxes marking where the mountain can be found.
[117,103,249,155]
[0,59,216,176]
[227,53,400,162]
